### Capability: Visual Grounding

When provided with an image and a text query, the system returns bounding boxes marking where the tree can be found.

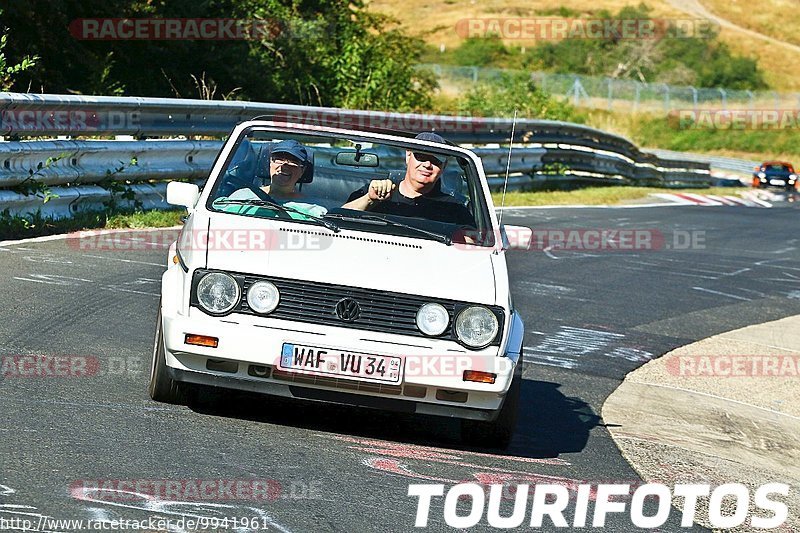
[0,8,37,90]
[0,0,436,109]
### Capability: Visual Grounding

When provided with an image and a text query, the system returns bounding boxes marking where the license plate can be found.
[770,179,786,186]
[279,343,402,384]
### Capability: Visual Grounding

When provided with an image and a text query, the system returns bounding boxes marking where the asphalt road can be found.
[2,202,800,532]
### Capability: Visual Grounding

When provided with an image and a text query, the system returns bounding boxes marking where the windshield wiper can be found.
[324,212,451,245]
[214,199,340,233]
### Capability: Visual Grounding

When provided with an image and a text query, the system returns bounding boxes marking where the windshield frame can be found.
[203,122,497,245]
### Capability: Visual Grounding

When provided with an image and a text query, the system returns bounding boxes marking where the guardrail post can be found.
[607,78,614,111]
[472,67,478,84]
[746,90,754,111]
[634,83,640,113]
[690,86,698,113]
[718,88,727,111]
[662,84,670,112]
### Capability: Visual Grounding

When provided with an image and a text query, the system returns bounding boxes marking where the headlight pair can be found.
[196,272,279,315]
[415,303,499,348]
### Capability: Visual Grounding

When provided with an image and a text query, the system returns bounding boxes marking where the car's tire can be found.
[148,306,186,404]
[461,373,521,450]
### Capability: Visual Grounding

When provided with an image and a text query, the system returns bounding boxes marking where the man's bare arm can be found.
[341,179,396,211]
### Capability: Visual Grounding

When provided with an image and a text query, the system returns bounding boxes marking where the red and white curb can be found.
[653,191,774,208]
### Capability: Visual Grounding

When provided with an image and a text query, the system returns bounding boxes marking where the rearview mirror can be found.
[335,151,379,167]
[167,181,200,210]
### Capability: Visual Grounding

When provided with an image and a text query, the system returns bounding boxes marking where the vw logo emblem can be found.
[335,298,361,322]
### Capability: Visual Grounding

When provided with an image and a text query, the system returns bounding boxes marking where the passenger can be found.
[341,132,474,226]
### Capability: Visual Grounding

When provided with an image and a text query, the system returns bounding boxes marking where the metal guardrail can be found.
[644,148,759,176]
[0,92,711,219]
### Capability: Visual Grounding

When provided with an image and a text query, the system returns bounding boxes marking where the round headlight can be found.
[247,281,280,314]
[197,272,240,314]
[455,306,499,348]
[416,303,449,336]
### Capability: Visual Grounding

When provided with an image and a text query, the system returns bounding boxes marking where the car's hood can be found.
[200,214,497,305]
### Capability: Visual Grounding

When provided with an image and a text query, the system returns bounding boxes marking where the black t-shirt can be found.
[346,184,475,226]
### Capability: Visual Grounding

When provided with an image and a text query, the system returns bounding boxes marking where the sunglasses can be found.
[412,152,445,167]
[270,156,304,169]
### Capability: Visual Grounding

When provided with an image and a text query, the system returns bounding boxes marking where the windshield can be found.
[206,128,493,246]
[764,164,792,173]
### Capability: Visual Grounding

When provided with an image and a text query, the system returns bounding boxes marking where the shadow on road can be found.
[185,377,599,459]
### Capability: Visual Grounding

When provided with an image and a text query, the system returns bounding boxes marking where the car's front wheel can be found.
[461,373,521,449]
[148,306,186,404]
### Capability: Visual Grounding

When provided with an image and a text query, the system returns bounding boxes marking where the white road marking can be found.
[80,254,164,267]
[692,287,751,301]
[13,274,92,286]
[523,326,626,369]
[103,287,159,297]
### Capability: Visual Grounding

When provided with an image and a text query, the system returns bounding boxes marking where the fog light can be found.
[463,370,496,384]
[185,334,219,348]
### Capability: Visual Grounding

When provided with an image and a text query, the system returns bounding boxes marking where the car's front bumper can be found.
[161,307,518,420]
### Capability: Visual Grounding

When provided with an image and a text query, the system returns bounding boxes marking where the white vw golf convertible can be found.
[151,120,527,448]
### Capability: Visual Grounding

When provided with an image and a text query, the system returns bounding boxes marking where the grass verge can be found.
[0,208,185,242]
[491,186,747,207]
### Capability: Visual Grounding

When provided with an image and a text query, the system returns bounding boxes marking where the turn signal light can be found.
[463,370,496,384]
[185,334,219,348]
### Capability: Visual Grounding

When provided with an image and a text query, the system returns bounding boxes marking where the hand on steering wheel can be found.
[226,175,293,220]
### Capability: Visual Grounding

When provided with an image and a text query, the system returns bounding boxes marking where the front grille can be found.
[190,270,504,347]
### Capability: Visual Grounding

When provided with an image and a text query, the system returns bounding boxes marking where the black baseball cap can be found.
[414,132,447,144]
[271,140,311,165]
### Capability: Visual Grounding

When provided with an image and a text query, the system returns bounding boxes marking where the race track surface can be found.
[2,203,799,532]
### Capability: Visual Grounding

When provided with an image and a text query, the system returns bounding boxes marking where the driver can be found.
[341,132,473,226]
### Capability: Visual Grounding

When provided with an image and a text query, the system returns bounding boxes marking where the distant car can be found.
[752,161,797,190]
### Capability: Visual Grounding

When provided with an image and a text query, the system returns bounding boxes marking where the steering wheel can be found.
[223,174,293,220]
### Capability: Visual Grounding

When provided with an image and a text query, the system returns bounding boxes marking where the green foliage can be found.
[457,73,583,122]
[0,207,184,241]
[10,153,67,205]
[441,4,767,90]
[0,1,435,110]
[452,35,512,67]
[633,115,800,157]
[99,157,142,211]
[535,6,580,17]
[0,9,37,90]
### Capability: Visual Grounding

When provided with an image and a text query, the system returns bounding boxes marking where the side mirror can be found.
[501,225,532,250]
[167,182,200,210]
